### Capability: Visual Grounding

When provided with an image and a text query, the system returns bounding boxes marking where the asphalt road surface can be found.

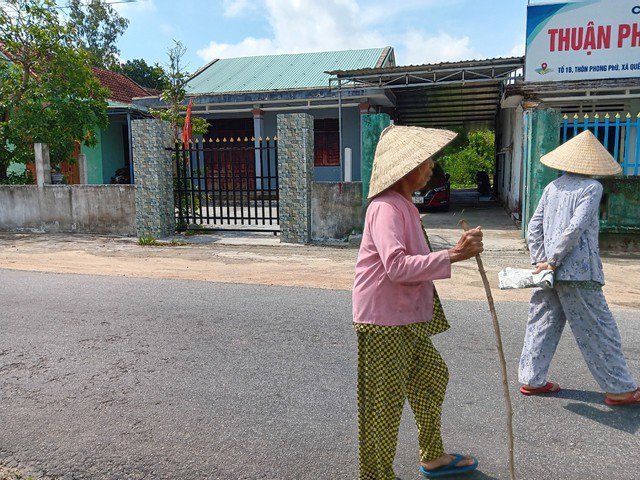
[1,269,639,480]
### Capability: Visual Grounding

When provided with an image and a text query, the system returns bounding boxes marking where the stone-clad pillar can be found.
[131,119,175,238]
[277,113,314,244]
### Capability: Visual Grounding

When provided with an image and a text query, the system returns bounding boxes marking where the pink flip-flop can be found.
[605,388,640,406]
[519,382,561,396]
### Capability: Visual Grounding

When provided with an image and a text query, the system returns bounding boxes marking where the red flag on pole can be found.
[182,98,193,145]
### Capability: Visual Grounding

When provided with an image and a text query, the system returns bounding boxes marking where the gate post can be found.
[360,113,391,205]
[34,143,52,187]
[277,113,314,244]
[131,119,175,238]
[522,106,562,236]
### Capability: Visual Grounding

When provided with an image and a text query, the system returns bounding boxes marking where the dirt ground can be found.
[1,231,639,310]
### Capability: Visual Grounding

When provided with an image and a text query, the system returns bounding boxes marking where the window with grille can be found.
[314,119,340,167]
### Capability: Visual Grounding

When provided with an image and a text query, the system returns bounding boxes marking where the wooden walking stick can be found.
[460,219,516,480]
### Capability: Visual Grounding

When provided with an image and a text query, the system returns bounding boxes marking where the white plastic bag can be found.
[498,267,554,290]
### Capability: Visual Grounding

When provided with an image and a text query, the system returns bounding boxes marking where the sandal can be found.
[605,388,640,406]
[420,453,478,478]
[519,382,561,396]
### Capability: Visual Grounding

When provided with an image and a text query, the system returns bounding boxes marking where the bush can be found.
[0,169,34,185]
[439,130,495,188]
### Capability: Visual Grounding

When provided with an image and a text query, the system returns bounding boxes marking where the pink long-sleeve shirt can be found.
[352,190,452,326]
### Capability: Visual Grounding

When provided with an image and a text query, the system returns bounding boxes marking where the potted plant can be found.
[50,163,65,184]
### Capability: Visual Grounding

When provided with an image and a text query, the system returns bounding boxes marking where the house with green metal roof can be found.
[135,47,396,182]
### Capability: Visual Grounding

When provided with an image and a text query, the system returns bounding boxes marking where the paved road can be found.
[1,269,639,480]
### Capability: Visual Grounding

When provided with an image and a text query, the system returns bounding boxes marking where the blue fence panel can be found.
[560,113,639,176]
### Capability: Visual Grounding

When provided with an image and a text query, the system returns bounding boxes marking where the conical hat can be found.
[541,130,622,176]
[368,125,457,199]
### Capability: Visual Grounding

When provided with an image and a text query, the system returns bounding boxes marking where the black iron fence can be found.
[171,137,279,232]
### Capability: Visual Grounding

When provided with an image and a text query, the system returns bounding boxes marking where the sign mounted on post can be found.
[526,0,640,82]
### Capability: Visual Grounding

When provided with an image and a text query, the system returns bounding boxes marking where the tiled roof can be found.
[186,47,394,95]
[92,67,151,104]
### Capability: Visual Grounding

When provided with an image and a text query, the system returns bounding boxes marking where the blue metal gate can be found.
[560,113,640,176]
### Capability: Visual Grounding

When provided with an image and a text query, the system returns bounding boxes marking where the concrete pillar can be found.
[360,113,391,205]
[34,143,51,187]
[344,147,353,182]
[131,119,175,238]
[277,113,314,244]
[78,153,88,184]
[253,108,265,190]
[523,105,563,235]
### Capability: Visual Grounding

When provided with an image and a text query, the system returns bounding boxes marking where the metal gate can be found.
[172,137,279,232]
[561,112,640,175]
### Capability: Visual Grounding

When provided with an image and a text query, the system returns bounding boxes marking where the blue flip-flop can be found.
[420,453,478,478]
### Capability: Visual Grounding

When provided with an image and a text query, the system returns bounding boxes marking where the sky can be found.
[101,0,530,72]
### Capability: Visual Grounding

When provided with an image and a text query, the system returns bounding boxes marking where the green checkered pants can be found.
[354,319,449,480]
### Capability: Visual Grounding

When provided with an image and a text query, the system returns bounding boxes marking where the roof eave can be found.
[133,86,395,110]
[328,56,525,77]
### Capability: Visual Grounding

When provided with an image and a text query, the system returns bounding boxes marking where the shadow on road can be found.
[550,388,640,434]
[554,388,604,403]
[467,470,501,480]
[564,402,640,434]
[395,467,500,480]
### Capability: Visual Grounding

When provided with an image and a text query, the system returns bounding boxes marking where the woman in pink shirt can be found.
[353,125,483,479]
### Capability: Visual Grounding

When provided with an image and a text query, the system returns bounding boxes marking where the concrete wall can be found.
[600,177,640,233]
[311,182,363,241]
[0,185,135,235]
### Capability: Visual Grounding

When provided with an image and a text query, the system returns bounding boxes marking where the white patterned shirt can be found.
[528,173,605,284]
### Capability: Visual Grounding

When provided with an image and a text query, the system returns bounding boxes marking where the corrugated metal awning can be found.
[329,56,524,128]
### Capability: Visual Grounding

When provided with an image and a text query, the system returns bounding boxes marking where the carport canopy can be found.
[328,56,524,128]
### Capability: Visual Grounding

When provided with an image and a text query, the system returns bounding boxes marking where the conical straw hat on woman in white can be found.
[540,129,621,176]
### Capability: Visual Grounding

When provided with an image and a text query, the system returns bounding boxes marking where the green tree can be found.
[116,58,169,90]
[440,129,495,187]
[66,0,129,69]
[0,0,109,180]
[151,40,207,141]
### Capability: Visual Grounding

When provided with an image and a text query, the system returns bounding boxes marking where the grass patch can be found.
[138,235,159,246]
[166,240,188,246]
[138,236,187,247]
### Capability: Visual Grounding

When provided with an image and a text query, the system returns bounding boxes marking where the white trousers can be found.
[518,284,637,394]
